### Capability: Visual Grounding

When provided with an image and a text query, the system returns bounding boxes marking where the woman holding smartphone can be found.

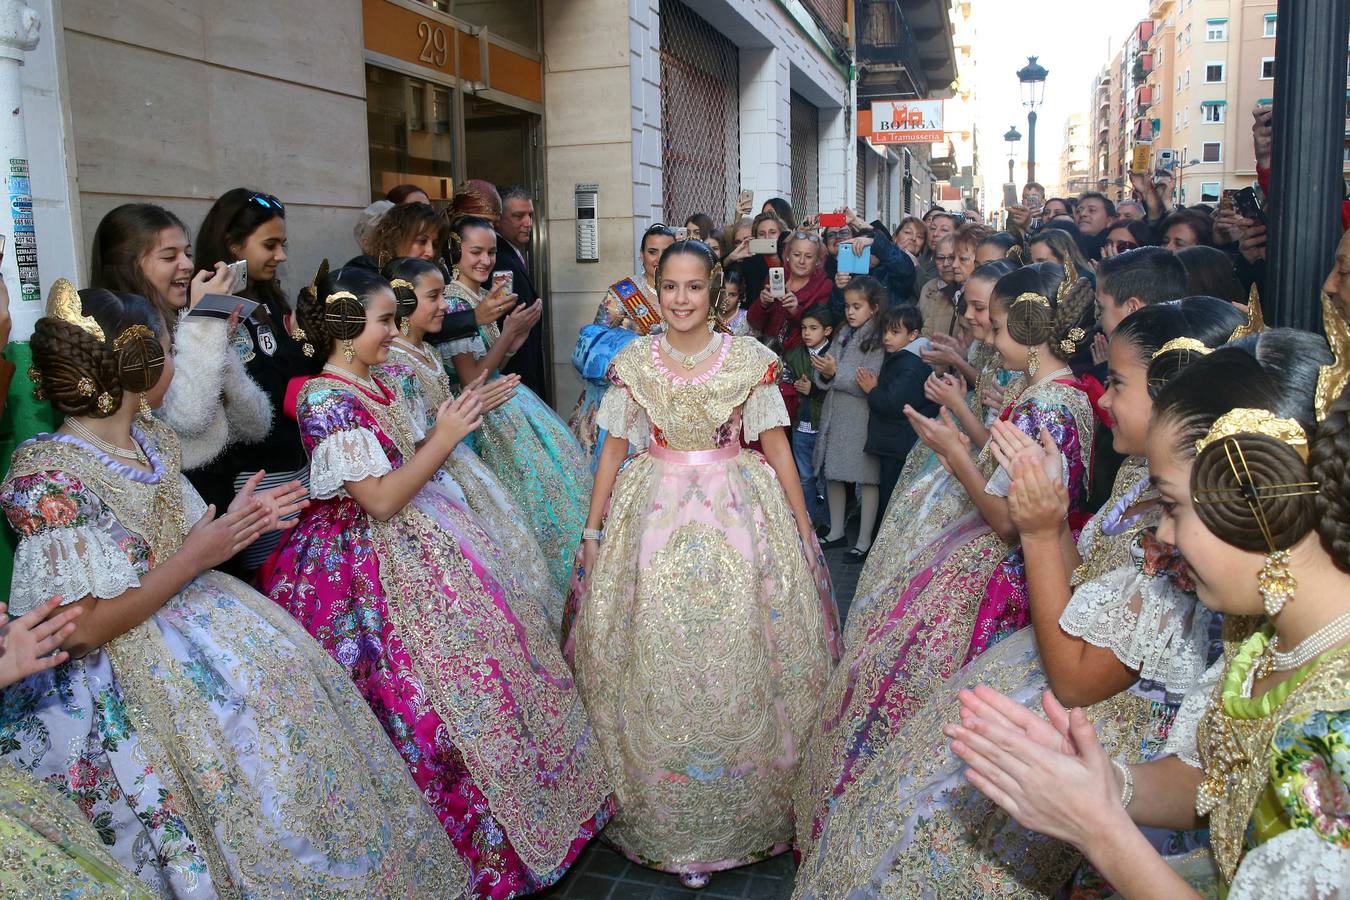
[191,188,314,578]
[748,229,831,351]
[90,203,272,491]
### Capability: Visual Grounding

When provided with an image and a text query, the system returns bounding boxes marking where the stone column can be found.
[0,1,41,336]
[738,46,792,212]
[1266,0,1350,331]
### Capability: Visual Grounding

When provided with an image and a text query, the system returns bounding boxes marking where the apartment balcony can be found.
[856,0,957,101]
[1134,85,1153,111]
[1150,0,1175,14]
[1135,20,1155,46]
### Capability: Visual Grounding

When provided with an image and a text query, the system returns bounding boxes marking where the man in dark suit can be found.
[496,185,550,402]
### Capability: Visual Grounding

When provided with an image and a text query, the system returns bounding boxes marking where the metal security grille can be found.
[790,91,820,220]
[660,0,739,223]
[856,140,868,218]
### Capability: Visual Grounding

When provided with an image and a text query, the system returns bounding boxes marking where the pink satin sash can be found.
[646,442,741,465]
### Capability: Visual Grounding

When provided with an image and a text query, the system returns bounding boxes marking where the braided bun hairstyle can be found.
[1109,296,1245,395]
[1310,385,1350,571]
[383,256,443,325]
[1153,329,1332,558]
[991,262,1096,360]
[31,288,165,418]
[295,262,391,362]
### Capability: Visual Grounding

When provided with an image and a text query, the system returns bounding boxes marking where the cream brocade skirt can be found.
[568,442,839,874]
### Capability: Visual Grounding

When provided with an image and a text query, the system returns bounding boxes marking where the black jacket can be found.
[493,234,550,402]
[865,349,937,459]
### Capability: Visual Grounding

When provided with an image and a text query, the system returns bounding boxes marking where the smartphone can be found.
[768,266,786,296]
[185,293,260,321]
[737,189,754,211]
[749,238,778,255]
[1002,183,1019,207]
[1219,189,1238,214]
[1234,186,1266,226]
[675,226,689,241]
[226,259,248,294]
[1131,144,1152,174]
[818,212,846,228]
[491,270,514,295]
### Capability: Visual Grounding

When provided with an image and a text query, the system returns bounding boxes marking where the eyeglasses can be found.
[1109,239,1139,253]
[935,254,957,264]
[788,230,822,242]
[248,192,285,213]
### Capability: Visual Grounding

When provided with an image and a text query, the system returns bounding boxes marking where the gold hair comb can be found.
[1316,291,1350,423]
[1228,284,1266,341]
[390,279,415,291]
[1012,292,1050,308]
[1195,408,1309,462]
[112,324,156,351]
[47,279,104,343]
[1151,337,1211,360]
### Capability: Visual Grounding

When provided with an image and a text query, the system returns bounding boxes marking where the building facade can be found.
[7,0,957,409]
[1057,112,1092,197]
[1136,0,1347,207]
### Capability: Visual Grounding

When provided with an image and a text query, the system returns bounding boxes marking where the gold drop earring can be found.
[400,318,411,337]
[1026,345,1040,377]
[138,393,153,420]
[342,339,355,364]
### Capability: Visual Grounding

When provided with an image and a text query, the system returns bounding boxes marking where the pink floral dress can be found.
[262,366,613,898]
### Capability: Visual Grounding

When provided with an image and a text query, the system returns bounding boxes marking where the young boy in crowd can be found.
[857,305,937,514]
[786,306,834,529]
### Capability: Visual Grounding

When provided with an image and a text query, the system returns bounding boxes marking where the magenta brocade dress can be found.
[261,366,613,898]
[794,375,1096,850]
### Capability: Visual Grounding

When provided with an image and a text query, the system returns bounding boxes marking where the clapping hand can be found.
[793,375,812,396]
[924,371,967,410]
[989,421,1063,486]
[856,367,878,393]
[945,685,1121,849]
[906,404,966,459]
[230,470,310,532]
[1007,454,1070,539]
[470,372,520,412]
[0,598,84,688]
[433,384,485,449]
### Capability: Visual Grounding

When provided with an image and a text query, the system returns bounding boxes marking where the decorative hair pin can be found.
[390,279,415,291]
[1316,291,1349,423]
[47,278,104,343]
[1151,337,1211,360]
[1059,326,1086,356]
[325,290,359,308]
[1195,408,1309,462]
[112,324,156,351]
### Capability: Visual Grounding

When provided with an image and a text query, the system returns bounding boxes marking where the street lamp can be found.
[1172,157,1201,206]
[1017,55,1049,182]
[1004,125,1022,187]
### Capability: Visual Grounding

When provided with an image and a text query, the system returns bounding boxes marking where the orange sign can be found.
[870,100,944,144]
[361,0,542,104]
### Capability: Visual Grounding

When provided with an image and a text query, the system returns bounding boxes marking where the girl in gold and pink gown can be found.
[563,240,840,889]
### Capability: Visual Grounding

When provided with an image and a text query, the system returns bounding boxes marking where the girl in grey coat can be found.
[811,276,886,560]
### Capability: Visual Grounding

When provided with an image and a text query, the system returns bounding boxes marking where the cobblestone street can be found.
[541,539,863,899]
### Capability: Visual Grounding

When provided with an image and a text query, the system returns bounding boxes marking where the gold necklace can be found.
[65,418,145,462]
[322,363,381,394]
[660,332,720,370]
